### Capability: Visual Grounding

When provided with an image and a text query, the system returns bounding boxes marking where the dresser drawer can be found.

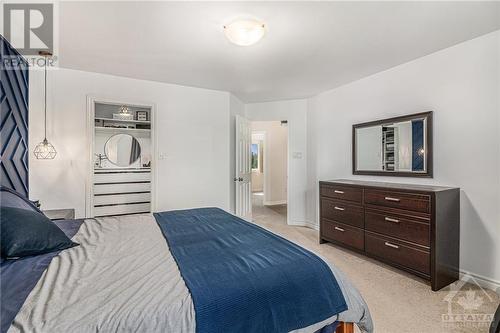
[365,209,430,247]
[321,198,364,228]
[94,202,151,217]
[365,232,430,275]
[94,171,151,184]
[320,184,362,204]
[321,220,364,251]
[94,192,151,206]
[364,189,431,214]
[94,182,151,195]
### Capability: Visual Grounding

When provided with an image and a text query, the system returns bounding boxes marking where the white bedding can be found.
[9,214,372,333]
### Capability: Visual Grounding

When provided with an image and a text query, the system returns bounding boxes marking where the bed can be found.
[1,189,372,333]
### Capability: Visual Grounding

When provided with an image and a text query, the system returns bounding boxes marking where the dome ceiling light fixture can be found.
[223,19,266,46]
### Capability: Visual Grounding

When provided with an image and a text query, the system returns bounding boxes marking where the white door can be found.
[235,115,252,220]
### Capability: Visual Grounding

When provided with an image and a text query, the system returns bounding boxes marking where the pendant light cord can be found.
[44,56,47,140]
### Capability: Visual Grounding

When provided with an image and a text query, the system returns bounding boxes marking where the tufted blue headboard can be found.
[0,35,30,198]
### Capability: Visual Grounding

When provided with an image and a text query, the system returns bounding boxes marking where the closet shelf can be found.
[95,126,151,134]
[95,117,151,125]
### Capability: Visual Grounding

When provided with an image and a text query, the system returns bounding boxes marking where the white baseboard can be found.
[288,220,319,230]
[459,269,500,293]
[264,200,287,206]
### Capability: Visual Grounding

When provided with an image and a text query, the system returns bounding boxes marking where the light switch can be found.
[159,153,168,160]
[292,152,303,159]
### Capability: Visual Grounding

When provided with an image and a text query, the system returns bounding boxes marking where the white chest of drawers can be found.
[93,168,151,217]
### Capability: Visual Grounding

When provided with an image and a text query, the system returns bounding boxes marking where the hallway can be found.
[251,192,287,225]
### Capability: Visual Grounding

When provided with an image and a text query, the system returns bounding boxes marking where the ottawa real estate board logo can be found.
[442,274,499,330]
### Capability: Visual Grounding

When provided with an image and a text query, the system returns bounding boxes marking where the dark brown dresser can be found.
[319,179,460,291]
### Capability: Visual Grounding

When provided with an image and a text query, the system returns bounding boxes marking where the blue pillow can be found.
[0,186,42,214]
[0,206,78,259]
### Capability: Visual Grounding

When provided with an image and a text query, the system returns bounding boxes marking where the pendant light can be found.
[33,51,57,159]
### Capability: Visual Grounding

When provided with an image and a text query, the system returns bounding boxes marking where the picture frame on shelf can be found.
[136,111,148,121]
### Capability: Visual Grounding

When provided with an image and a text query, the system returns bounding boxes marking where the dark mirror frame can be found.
[352,111,433,178]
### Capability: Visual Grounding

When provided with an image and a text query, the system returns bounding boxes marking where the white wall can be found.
[245,100,310,227]
[29,68,231,217]
[250,121,288,204]
[307,31,500,284]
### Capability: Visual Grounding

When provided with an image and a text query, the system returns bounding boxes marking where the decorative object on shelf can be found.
[142,154,151,168]
[103,124,127,129]
[113,105,134,120]
[135,123,150,130]
[119,105,130,114]
[136,110,148,121]
[34,51,57,160]
[94,153,108,168]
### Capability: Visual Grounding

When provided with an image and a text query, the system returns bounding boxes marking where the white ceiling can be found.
[59,2,500,103]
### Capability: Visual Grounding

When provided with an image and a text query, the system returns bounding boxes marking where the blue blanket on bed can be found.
[154,208,347,333]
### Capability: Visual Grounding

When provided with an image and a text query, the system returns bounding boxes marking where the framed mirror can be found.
[353,111,433,177]
[104,134,142,167]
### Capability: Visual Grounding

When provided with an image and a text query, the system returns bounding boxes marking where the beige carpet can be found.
[251,195,499,333]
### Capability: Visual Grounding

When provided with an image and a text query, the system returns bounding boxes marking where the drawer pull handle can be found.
[385,196,401,202]
[334,206,345,211]
[385,217,400,223]
[384,242,400,249]
[334,227,345,232]
[334,190,344,194]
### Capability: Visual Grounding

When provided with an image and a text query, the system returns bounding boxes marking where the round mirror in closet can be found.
[104,134,141,167]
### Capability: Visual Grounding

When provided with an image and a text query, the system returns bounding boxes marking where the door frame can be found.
[250,121,290,225]
[85,95,158,218]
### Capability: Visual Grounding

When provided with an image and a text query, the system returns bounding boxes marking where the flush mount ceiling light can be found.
[224,19,266,46]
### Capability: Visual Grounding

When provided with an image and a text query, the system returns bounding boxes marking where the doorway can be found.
[250,121,288,225]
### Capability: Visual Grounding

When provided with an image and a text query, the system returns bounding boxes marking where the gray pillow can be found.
[0,186,42,213]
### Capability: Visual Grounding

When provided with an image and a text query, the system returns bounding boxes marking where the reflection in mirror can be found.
[105,134,141,167]
[353,112,432,177]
